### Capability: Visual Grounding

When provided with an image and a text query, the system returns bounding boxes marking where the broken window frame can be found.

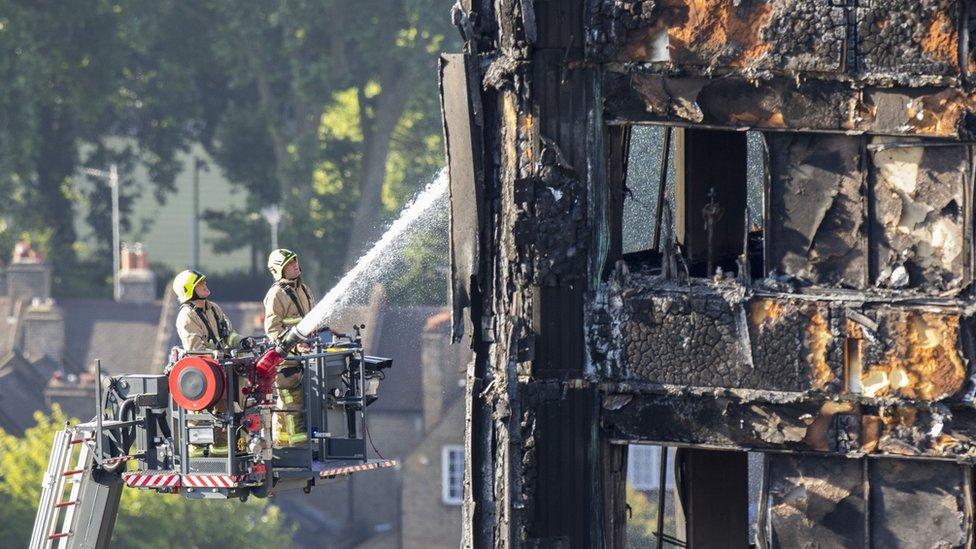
[612,123,765,281]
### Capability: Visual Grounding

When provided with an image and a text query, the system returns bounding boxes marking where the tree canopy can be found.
[0,0,455,296]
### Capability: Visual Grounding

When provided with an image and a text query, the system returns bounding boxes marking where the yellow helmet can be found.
[172,269,206,303]
[267,248,298,280]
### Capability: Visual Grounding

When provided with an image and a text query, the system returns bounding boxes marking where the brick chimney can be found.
[7,240,50,304]
[118,242,156,303]
[22,297,64,361]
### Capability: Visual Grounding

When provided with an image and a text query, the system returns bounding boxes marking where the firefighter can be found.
[263,249,316,447]
[172,269,252,352]
[172,269,253,457]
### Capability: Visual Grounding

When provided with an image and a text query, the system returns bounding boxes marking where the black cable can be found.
[362,415,385,460]
[103,398,137,473]
[117,398,137,453]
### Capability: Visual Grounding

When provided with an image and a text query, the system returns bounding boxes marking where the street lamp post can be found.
[191,157,208,270]
[260,205,281,250]
[83,164,121,301]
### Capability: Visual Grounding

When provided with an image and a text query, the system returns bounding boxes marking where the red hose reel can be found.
[168,356,225,411]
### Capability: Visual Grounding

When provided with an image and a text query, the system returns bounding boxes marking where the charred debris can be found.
[442,1,976,546]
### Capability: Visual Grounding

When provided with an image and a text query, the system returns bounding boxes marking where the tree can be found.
[626,485,677,548]
[0,407,295,548]
[167,0,457,288]
[0,1,455,297]
[0,1,195,297]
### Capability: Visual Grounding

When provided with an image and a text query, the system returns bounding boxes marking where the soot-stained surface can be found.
[589,0,962,84]
[521,139,588,286]
[766,455,865,548]
[764,455,970,548]
[765,133,972,292]
[759,0,844,73]
[858,0,962,78]
[619,292,826,391]
[869,459,969,548]
[767,133,867,288]
[603,391,976,459]
[869,140,968,292]
[596,267,970,402]
[605,73,976,136]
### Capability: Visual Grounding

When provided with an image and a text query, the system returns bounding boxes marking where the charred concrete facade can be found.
[442,1,976,547]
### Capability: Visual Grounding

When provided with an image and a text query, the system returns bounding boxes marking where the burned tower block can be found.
[443,0,976,547]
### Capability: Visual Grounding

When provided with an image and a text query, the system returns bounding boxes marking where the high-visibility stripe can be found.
[123,472,181,488]
[319,459,399,479]
[182,474,245,488]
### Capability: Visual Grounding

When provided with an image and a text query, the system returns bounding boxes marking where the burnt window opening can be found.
[616,126,765,280]
[625,445,756,548]
[621,125,677,256]
[625,444,680,547]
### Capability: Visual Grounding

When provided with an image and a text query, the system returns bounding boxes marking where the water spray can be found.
[256,168,449,378]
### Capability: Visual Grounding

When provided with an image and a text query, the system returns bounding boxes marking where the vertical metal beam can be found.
[66,468,123,549]
[94,359,103,461]
[601,440,628,548]
[653,126,672,251]
[655,446,668,549]
[110,165,120,302]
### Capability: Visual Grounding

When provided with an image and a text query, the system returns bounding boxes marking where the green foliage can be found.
[0,1,456,297]
[0,407,295,548]
[0,1,198,297]
[156,0,457,288]
[626,485,677,548]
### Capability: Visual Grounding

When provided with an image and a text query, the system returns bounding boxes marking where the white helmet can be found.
[267,249,298,280]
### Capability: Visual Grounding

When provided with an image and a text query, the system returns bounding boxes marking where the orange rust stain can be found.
[918,10,958,66]
[519,112,536,164]
[803,401,855,451]
[862,313,965,400]
[879,406,918,430]
[807,309,834,390]
[749,298,783,327]
[861,415,882,453]
[729,110,785,128]
[905,89,976,136]
[845,320,863,340]
[933,433,960,453]
[663,0,772,68]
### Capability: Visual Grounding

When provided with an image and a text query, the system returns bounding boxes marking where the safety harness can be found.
[184,302,221,346]
[280,281,312,317]
[278,281,313,378]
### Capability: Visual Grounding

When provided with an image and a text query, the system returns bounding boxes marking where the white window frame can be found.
[441,445,464,505]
